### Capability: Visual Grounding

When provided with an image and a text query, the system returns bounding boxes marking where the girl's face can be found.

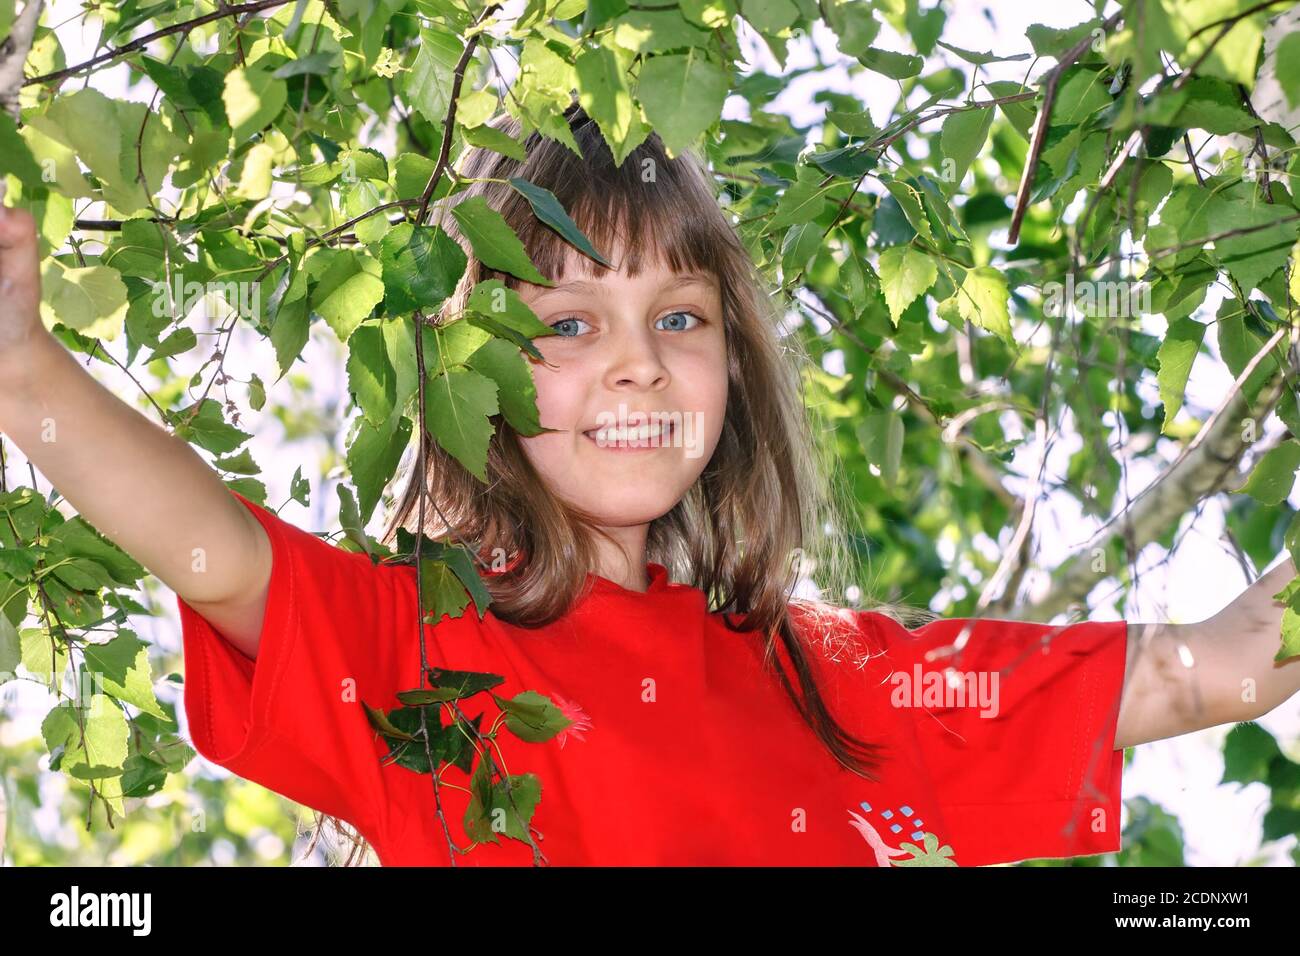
[513,239,729,530]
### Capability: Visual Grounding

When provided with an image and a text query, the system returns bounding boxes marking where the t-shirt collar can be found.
[585,561,672,597]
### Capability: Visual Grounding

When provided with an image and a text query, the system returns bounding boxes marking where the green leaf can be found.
[464,769,542,845]
[429,319,493,368]
[935,40,1030,65]
[1025,20,1104,59]
[1144,77,1260,135]
[575,41,647,167]
[393,152,439,201]
[450,196,551,285]
[1207,196,1296,291]
[1155,317,1205,435]
[461,122,527,160]
[269,232,309,377]
[0,112,45,189]
[508,177,612,267]
[38,261,129,341]
[0,613,21,685]
[822,0,880,57]
[347,182,390,244]
[22,625,68,684]
[225,477,267,504]
[1279,33,1300,110]
[1221,721,1281,786]
[857,410,904,488]
[806,144,878,179]
[465,280,556,341]
[423,665,506,699]
[41,694,130,817]
[1174,3,1265,89]
[768,169,830,230]
[213,448,261,475]
[1236,440,1300,506]
[336,483,373,557]
[404,27,464,126]
[347,415,413,524]
[172,398,253,455]
[289,466,310,507]
[493,690,573,743]
[1280,606,1300,662]
[307,249,385,341]
[882,179,934,244]
[466,312,546,361]
[878,245,937,326]
[248,373,266,411]
[45,517,145,585]
[379,223,467,315]
[610,8,712,53]
[938,106,994,193]
[425,368,500,481]
[81,631,168,720]
[363,702,415,741]
[465,337,545,435]
[347,321,397,427]
[223,65,288,142]
[857,47,923,79]
[635,51,728,157]
[943,267,1013,348]
[30,88,182,213]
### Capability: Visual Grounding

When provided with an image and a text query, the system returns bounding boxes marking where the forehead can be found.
[526,269,718,304]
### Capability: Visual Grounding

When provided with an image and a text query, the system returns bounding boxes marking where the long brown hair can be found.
[306,102,935,866]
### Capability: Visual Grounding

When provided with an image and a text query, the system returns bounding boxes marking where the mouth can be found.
[583,420,676,450]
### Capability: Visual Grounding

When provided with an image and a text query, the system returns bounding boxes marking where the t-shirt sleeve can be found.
[176,489,422,844]
[860,610,1130,867]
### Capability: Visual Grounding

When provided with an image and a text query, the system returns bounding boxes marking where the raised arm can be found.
[0,203,271,659]
[1114,554,1300,749]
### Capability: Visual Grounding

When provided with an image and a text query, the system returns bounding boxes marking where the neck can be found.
[591,522,651,592]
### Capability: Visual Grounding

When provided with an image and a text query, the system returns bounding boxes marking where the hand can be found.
[0,185,50,360]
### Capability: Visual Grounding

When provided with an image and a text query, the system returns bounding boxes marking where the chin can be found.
[569,494,683,527]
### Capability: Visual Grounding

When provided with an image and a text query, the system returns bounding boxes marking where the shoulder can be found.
[785,600,896,666]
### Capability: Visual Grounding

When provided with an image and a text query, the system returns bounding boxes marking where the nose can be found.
[602,320,670,392]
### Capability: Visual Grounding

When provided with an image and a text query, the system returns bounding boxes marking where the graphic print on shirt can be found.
[847,799,957,866]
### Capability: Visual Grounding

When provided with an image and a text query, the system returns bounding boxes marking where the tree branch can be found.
[0,0,43,119]
[1015,327,1297,622]
[21,0,293,88]
[1007,11,1123,244]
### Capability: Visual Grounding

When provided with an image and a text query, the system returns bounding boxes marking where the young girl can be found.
[1,102,1295,868]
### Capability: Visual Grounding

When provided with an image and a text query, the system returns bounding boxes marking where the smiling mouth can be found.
[583,420,676,450]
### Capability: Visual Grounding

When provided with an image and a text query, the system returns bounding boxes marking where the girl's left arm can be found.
[1114,554,1300,750]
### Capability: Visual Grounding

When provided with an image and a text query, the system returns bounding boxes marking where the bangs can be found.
[462,105,738,291]
[502,173,724,287]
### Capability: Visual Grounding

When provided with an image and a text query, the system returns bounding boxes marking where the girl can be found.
[1,103,1295,868]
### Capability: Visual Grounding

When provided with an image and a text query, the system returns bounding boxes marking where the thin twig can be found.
[23,0,294,87]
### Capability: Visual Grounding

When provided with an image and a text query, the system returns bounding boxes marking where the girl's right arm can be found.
[0,203,272,659]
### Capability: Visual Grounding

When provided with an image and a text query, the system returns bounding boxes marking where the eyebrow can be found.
[530,272,715,302]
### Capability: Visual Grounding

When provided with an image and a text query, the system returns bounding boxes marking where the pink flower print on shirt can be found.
[847,809,910,866]
[849,800,958,866]
[552,694,592,748]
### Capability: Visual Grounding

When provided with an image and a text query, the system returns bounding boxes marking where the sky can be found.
[1,0,1297,866]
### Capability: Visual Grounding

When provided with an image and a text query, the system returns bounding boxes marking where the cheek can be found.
[528,355,582,426]
[516,357,580,476]
[677,349,729,446]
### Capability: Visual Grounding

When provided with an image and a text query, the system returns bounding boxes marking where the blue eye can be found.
[656,311,701,331]
[550,317,591,337]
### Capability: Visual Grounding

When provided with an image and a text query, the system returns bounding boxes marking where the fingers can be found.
[0,194,41,317]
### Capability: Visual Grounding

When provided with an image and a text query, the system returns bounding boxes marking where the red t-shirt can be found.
[176,490,1129,866]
